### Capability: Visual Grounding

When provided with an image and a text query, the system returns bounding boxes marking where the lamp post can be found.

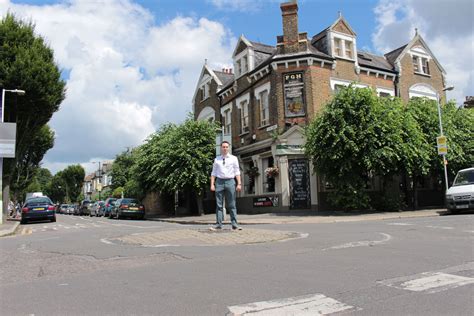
[436,85,454,193]
[1,88,26,224]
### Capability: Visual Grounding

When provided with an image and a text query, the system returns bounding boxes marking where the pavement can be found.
[147,208,445,226]
[0,218,20,237]
[0,209,446,238]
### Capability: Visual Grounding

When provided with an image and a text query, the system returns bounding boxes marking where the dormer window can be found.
[201,82,210,101]
[332,35,355,60]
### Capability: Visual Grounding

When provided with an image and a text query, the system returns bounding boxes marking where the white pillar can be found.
[279,156,290,207]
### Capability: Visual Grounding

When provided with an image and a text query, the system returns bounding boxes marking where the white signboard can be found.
[0,123,16,158]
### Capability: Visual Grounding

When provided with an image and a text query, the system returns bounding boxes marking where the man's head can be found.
[220,141,230,156]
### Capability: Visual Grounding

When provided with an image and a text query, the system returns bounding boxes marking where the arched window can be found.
[408,83,437,100]
[197,106,215,122]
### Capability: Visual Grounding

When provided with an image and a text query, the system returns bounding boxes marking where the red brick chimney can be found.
[277,1,307,54]
[279,1,299,53]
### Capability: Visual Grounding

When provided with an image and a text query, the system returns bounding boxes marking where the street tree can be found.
[305,86,426,210]
[9,125,55,201]
[135,118,217,215]
[1,14,65,198]
[60,165,85,203]
[110,149,135,190]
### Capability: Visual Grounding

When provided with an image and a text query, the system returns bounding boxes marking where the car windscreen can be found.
[122,198,139,205]
[453,170,474,186]
[26,197,52,205]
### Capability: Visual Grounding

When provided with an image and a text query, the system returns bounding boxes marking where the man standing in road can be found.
[210,141,242,230]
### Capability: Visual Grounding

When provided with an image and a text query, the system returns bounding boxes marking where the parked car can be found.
[79,200,92,216]
[73,204,81,215]
[60,204,69,214]
[21,196,56,224]
[109,198,145,220]
[89,201,105,217]
[446,167,474,213]
[67,204,75,215]
[103,198,117,217]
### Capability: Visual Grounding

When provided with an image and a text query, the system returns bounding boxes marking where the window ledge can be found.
[258,124,271,130]
[239,131,249,137]
[334,56,355,62]
[414,71,431,77]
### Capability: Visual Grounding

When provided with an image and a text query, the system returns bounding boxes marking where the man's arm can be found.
[210,175,216,192]
[235,175,242,192]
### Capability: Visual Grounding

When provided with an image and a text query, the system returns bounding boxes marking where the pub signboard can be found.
[283,72,305,117]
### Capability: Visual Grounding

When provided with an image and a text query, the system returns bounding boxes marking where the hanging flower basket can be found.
[245,166,260,178]
[265,166,279,178]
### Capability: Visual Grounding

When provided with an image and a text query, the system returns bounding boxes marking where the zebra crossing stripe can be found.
[227,293,357,315]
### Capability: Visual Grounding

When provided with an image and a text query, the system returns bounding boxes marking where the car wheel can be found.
[20,218,27,225]
[51,217,56,222]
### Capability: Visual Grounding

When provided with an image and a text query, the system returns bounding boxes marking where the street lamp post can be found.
[1,88,26,224]
[436,85,454,193]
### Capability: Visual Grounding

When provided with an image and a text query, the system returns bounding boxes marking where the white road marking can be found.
[378,263,474,294]
[425,225,454,230]
[400,273,474,292]
[100,238,115,245]
[227,293,357,315]
[387,223,414,226]
[324,233,392,250]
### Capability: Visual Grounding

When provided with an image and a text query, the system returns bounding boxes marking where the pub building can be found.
[193,1,448,213]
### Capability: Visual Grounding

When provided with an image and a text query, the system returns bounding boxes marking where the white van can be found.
[445,167,474,213]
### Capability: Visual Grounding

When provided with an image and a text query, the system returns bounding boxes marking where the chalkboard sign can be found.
[289,159,311,209]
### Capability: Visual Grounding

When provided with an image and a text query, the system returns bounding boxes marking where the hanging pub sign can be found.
[283,72,305,117]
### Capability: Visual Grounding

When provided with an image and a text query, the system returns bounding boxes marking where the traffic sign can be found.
[436,136,447,155]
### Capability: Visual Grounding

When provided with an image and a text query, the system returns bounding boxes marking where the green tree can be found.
[45,173,67,203]
[1,14,65,198]
[61,165,85,202]
[135,118,217,214]
[9,125,55,201]
[111,149,135,189]
[112,187,124,198]
[305,86,426,210]
[407,98,474,183]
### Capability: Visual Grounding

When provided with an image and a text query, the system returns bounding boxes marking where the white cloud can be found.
[372,0,474,104]
[1,0,235,174]
[208,0,280,12]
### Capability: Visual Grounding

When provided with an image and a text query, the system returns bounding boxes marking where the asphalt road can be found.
[0,213,473,315]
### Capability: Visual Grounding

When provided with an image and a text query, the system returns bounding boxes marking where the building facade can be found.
[193,1,448,213]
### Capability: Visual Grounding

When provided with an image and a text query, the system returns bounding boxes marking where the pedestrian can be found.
[210,141,242,231]
[8,200,15,217]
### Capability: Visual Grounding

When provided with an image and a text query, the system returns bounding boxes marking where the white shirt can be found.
[211,154,241,179]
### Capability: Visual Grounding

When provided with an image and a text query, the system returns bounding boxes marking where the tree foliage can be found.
[305,86,427,210]
[135,119,216,194]
[1,14,65,196]
[110,149,135,190]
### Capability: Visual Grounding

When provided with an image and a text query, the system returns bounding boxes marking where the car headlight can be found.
[446,194,453,200]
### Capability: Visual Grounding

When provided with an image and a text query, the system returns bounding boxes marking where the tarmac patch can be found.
[111,228,306,247]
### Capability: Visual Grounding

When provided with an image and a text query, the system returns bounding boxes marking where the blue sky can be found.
[1,0,472,174]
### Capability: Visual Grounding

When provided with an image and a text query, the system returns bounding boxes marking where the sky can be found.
[1,0,473,175]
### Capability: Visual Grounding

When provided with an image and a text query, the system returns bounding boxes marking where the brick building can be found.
[193,1,448,213]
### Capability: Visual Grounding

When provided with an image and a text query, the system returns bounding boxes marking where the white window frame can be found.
[376,87,395,97]
[331,32,356,61]
[233,48,255,78]
[254,82,271,127]
[408,83,437,100]
[236,93,250,135]
[220,103,232,135]
[410,46,431,76]
[330,78,368,91]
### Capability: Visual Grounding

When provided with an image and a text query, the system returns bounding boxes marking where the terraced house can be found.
[193,1,448,213]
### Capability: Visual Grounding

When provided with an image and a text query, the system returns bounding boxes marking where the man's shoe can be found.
[209,226,222,231]
[232,226,242,231]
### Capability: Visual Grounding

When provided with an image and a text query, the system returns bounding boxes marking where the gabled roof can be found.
[384,44,407,66]
[385,34,446,74]
[232,35,253,57]
[192,64,226,105]
[329,14,356,36]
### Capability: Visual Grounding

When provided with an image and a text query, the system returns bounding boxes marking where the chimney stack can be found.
[279,1,299,54]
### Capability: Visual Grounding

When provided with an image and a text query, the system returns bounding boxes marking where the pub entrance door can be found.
[288,159,311,209]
